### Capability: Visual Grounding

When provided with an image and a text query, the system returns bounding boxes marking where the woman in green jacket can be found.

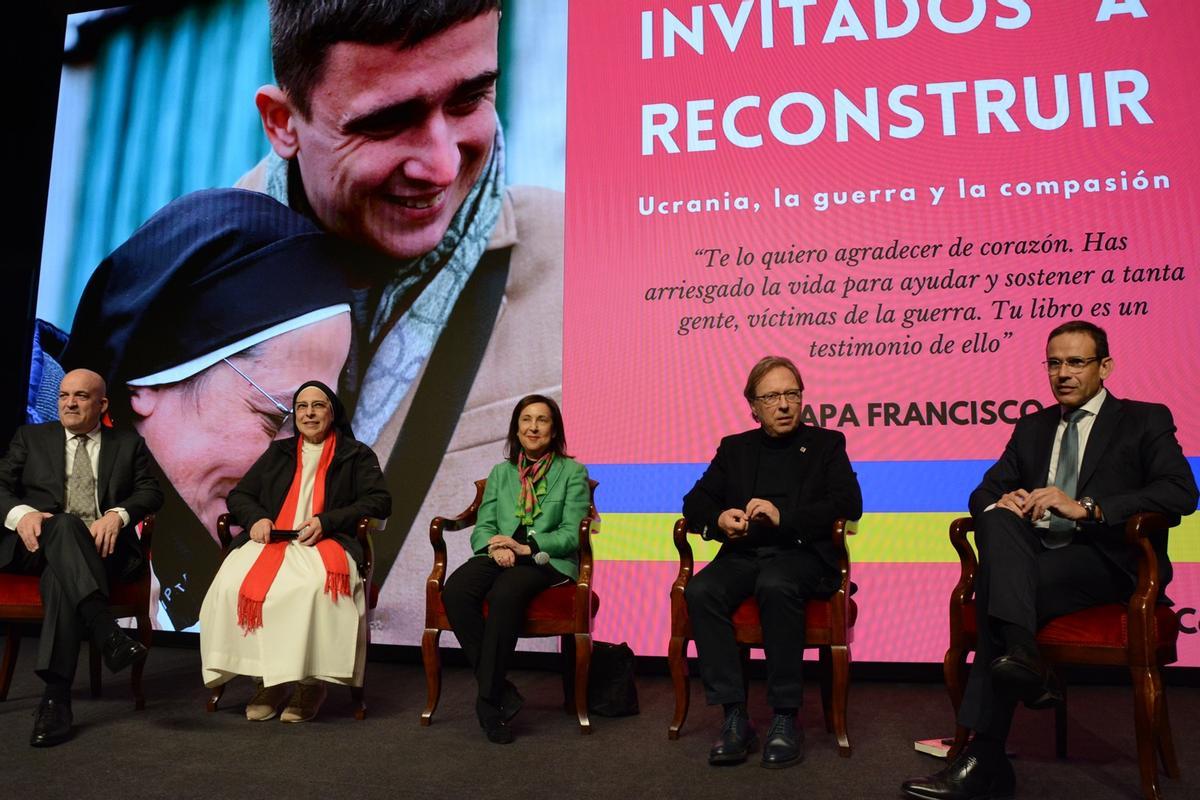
[441,394,591,744]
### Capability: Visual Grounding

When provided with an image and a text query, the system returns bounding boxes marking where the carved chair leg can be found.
[818,644,834,733]
[1054,683,1068,759]
[419,628,442,726]
[1152,669,1180,779]
[561,634,576,713]
[943,645,970,758]
[667,635,690,740]
[131,614,151,710]
[0,623,21,701]
[1130,664,1163,800]
[829,644,852,757]
[354,614,370,720]
[573,633,592,734]
[206,682,226,713]
[943,645,967,714]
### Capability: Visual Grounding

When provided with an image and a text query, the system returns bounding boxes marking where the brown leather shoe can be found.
[281,681,327,723]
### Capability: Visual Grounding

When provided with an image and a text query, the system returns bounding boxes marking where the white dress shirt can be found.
[982,387,1108,528]
[3,424,130,530]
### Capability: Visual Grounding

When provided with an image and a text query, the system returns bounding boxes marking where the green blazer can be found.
[469,456,591,581]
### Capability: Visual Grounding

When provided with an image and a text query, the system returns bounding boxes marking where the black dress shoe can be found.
[500,681,525,723]
[481,717,515,744]
[761,713,803,769]
[708,706,758,765]
[101,630,148,674]
[901,750,1015,800]
[30,699,73,748]
[990,653,1061,709]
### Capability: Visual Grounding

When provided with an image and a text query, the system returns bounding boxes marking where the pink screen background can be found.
[563,0,1200,664]
[564,0,1199,464]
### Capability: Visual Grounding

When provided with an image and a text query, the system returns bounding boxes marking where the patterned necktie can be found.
[1045,408,1087,545]
[66,434,99,525]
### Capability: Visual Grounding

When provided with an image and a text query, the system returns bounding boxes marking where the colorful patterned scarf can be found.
[515,451,555,526]
[263,121,507,447]
[237,434,350,633]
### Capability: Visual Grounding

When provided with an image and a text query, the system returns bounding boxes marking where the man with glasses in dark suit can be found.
[903,320,1198,800]
[682,355,862,769]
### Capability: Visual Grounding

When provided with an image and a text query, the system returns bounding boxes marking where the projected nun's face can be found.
[128,313,351,543]
[285,12,499,261]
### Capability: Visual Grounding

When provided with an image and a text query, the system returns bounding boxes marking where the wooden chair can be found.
[420,478,600,733]
[205,514,377,719]
[0,516,156,709]
[668,517,858,756]
[944,512,1181,800]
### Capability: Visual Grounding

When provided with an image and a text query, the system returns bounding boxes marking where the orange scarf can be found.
[236,433,350,633]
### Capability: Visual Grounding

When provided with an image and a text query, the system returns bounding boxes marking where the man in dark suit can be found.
[0,369,162,747]
[682,355,863,769]
[903,321,1198,800]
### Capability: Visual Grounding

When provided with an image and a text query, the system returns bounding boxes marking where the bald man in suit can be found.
[0,369,162,747]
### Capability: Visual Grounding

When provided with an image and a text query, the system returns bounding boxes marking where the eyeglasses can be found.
[222,358,292,434]
[1043,357,1100,373]
[754,390,802,407]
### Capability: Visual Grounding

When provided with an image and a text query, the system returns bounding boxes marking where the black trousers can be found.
[441,555,564,720]
[1,514,126,684]
[958,508,1130,734]
[684,544,838,710]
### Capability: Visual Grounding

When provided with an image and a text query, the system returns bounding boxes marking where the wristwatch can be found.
[1079,496,1097,522]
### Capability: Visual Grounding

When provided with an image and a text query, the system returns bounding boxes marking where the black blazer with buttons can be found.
[682,424,863,569]
[969,392,1198,592]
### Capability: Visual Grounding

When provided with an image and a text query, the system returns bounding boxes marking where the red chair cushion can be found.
[109,581,145,609]
[517,584,600,620]
[961,601,1180,649]
[0,574,42,606]
[0,575,145,611]
[730,596,858,629]
[428,584,600,620]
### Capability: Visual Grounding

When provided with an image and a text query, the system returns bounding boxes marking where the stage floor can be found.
[2,640,1196,799]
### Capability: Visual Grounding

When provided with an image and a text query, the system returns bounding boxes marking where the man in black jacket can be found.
[682,355,863,769]
[0,369,162,747]
[903,321,1198,800]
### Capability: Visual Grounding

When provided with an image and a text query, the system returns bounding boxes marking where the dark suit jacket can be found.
[683,425,863,569]
[969,393,1198,591]
[226,434,391,568]
[0,421,163,574]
